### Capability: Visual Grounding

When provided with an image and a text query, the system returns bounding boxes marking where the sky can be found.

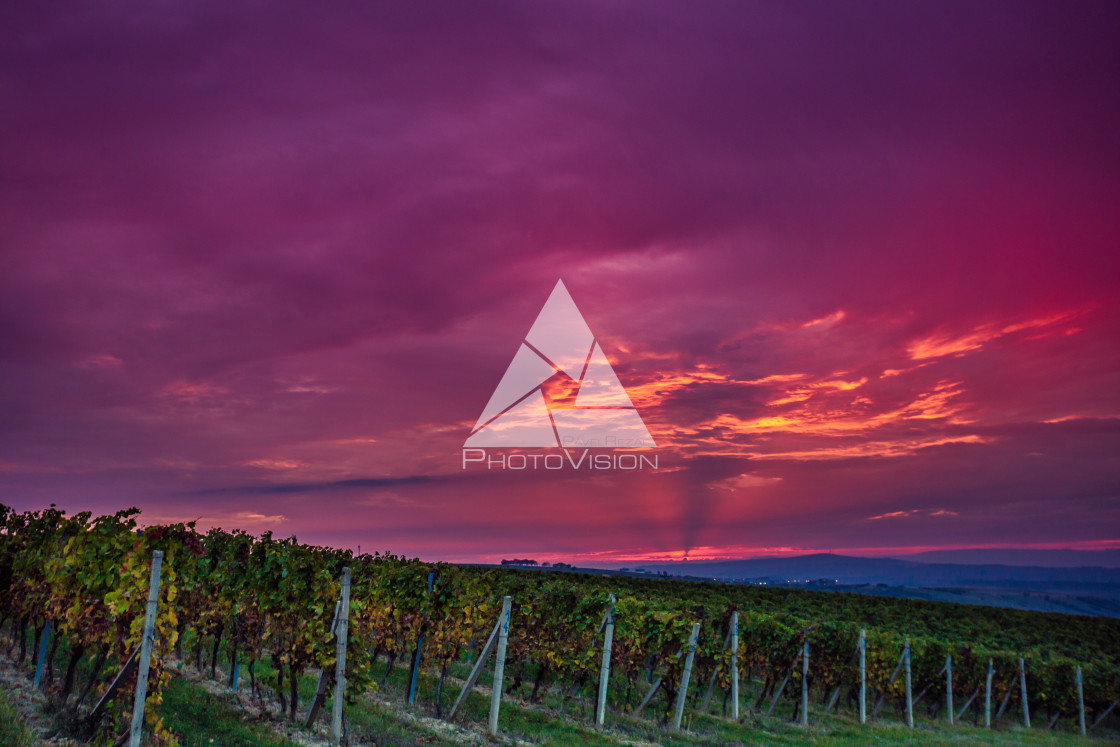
[2,1,1119,564]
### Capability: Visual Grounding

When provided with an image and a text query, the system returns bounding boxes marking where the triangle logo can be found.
[465,280,656,449]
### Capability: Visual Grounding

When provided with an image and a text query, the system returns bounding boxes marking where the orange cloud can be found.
[623,368,738,409]
[867,509,919,520]
[243,458,308,470]
[747,434,991,461]
[765,375,867,406]
[880,363,931,378]
[907,311,1081,360]
[142,510,287,528]
[715,380,971,438]
[800,310,846,330]
[742,373,811,385]
[767,392,814,406]
[867,508,960,520]
[708,473,783,491]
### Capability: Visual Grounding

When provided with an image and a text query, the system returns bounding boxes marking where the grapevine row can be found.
[1,503,1117,744]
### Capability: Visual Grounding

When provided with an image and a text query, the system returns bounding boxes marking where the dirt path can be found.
[0,648,81,746]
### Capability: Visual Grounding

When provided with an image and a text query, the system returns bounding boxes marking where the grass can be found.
[7,625,1117,746]
[0,683,37,747]
[337,697,461,747]
[158,677,304,747]
[358,647,1117,746]
[384,649,1119,747]
[167,630,465,746]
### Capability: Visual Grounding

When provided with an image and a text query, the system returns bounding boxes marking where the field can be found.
[2,503,1119,745]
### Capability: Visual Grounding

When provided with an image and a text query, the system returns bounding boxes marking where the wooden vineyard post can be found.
[996,672,1016,723]
[699,626,734,714]
[858,629,866,724]
[956,687,980,722]
[985,658,993,728]
[408,571,435,705]
[671,622,700,732]
[871,643,906,720]
[448,602,503,720]
[33,619,52,690]
[129,550,163,747]
[824,636,859,715]
[595,594,615,728]
[767,646,804,717]
[634,676,662,716]
[488,596,512,736]
[1018,657,1030,728]
[731,611,740,721]
[1091,700,1120,732]
[85,647,139,730]
[306,602,342,728]
[946,654,953,725]
[1076,666,1086,736]
[800,640,809,727]
[634,643,697,718]
[227,638,239,691]
[331,567,351,747]
[903,639,913,728]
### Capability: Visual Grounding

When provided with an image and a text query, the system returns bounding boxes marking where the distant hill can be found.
[892,548,1120,568]
[635,552,1120,587]
[616,552,1120,617]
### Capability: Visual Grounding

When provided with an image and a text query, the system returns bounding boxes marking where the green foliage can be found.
[2,500,1118,736]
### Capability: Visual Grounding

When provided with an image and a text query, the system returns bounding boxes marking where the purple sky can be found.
[2,1,1119,563]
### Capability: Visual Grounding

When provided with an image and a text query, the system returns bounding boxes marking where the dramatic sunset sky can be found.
[2,2,1118,564]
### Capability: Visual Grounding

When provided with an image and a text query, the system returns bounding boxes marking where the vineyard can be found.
[1,502,1119,746]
